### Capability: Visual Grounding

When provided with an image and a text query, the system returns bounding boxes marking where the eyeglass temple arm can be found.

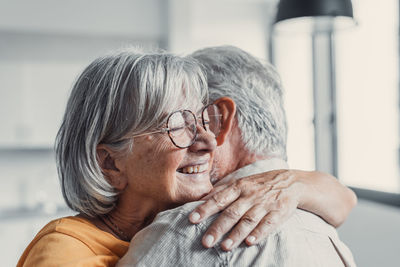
[131,128,168,138]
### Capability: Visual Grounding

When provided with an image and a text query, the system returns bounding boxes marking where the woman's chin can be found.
[175,171,213,202]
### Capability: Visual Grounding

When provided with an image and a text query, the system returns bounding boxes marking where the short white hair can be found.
[56,47,208,217]
[192,45,287,159]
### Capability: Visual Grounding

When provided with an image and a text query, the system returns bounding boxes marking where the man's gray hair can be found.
[191,45,287,159]
[55,48,207,217]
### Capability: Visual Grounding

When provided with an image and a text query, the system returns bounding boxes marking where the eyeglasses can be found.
[131,104,222,148]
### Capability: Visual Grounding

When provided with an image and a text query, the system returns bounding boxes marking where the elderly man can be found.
[118,46,356,266]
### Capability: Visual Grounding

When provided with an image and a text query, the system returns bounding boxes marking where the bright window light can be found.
[336,0,400,193]
[273,34,315,170]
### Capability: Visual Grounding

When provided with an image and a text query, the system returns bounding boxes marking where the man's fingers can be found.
[245,210,282,246]
[201,199,252,248]
[189,184,241,224]
[201,183,229,200]
[220,205,266,251]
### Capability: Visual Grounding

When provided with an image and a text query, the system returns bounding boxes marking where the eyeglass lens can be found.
[167,105,222,148]
[202,104,221,138]
[167,110,197,148]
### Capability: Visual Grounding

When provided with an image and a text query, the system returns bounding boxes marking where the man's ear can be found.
[213,97,236,146]
[96,144,127,191]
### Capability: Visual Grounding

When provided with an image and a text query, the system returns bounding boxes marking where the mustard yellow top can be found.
[17,216,130,267]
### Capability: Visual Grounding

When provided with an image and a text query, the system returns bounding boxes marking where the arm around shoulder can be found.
[117,202,223,267]
[296,170,357,227]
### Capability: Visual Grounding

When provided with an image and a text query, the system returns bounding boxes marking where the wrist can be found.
[293,170,314,209]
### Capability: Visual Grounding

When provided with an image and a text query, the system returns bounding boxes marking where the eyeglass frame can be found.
[130,104,222,149]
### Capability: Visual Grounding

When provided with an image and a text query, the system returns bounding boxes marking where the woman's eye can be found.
[169,125,185,132]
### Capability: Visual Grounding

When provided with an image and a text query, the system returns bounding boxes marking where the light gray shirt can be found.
[118,158,356,267]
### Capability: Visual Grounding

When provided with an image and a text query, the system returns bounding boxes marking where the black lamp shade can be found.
[276,0,353,23]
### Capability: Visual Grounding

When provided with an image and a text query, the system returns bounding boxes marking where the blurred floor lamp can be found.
[270,0,355,176]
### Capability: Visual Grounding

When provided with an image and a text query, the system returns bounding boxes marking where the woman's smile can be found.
[177,162,210,174]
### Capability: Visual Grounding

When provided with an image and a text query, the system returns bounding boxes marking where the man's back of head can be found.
[191,46,288,161]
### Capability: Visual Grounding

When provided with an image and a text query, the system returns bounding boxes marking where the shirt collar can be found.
[214,158,289,186]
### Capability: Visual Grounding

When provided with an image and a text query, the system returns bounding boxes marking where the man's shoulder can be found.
[120,201,224,266]
[284,209,339,239]
[123,206,356,267]
[271,210,356,267]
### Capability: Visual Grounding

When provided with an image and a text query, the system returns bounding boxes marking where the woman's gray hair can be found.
[191,45,287,159]
[55,47,208,217]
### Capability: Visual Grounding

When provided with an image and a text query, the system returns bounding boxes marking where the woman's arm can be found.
[295,170,357,227]
[188,170,357,250]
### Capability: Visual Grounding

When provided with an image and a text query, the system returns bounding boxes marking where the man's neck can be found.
[213,125,273,181]
[235,153,270,171]
[214,156,288,187]
[228,125,270,173]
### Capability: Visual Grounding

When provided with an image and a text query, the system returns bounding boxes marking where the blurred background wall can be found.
[0,0,399,266]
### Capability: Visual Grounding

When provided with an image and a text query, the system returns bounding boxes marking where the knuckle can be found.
[236,180,254,195]
[208,224,225,236]
[262,192,276,205]
[262,216,277,227]
[284,169,293,175]
[242,215,257,225]
[211,194,227,208]
[230,183,240,193]
[226,179,237,189]
[236,179,244,187]
[276,170,290,181]
[265,218,275,226]
[231,226,246,240]
[241,215,258,225]
[250,227,262,237]
[224,208,242,221]
[286,171,296,181]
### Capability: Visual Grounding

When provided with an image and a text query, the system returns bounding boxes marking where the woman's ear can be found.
[96,144,127,191]
[213,97,236,146]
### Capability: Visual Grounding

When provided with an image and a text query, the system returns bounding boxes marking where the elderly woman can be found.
[17,48,354,267]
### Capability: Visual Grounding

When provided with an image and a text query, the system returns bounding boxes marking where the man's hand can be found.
[188,170,304,251]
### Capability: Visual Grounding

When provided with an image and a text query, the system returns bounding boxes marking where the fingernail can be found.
[247,235,256,244]
[222,238,233,250]
[204,235,214,247]
[190,212,201,223]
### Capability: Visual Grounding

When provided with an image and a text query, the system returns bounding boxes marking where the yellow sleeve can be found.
[21,232,119,267]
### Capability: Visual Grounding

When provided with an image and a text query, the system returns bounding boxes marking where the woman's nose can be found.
[188,124,217,153]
